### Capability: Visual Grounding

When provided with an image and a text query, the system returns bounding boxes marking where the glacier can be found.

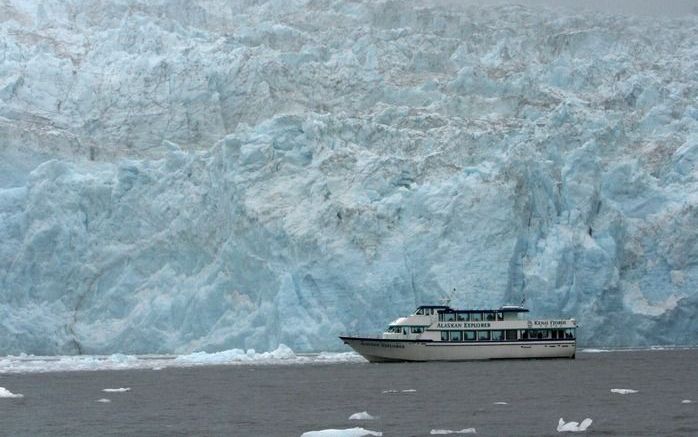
[1,0,697,354]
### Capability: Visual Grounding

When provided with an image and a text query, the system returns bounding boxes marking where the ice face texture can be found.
[1,1,697,354]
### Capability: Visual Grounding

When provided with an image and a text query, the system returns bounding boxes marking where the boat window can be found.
[477,330,490,341]
[532,329,551,339]
[441,331,449,341]
[464,330,476,341]
[564,328,575,339]
[496,312,504,321]
[491,330,504,341]
[411,327,424,334]
[471,312,482,321]
[485,312,495,321]
[520,330,529,340]
[444,313,456,322]
[450,331,462,342]
[402,327,408,335]
[505,330,518,340]
[456,313,466,321]
[415,308,423,315]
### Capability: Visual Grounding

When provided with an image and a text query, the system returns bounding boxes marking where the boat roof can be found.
[417,305,529,313]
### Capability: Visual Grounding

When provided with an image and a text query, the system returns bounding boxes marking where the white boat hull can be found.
[340,337,576,362]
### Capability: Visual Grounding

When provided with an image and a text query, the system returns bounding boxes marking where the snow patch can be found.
[557,418,592,432]
[301,428,382,437]
[349,412,376,420]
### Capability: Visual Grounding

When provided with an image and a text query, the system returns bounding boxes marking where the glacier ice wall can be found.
[1,0,697,354]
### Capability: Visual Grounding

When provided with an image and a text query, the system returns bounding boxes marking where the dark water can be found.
[0,349,696,436]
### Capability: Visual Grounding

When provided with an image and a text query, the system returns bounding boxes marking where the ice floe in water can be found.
[349,412,376,420]
[430,429,477,435]
[557,418,592,432]
[96,398,111,403]
[102,388,130,393]
[0,346,365,374]
[493,402,508,405]
[0,387,23,398]
[300,428,382,437]
[381,388,416,394]
[611,389,638,394]
[681,399,693,404]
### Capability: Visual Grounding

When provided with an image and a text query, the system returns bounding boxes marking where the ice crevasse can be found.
[0,0,697,354]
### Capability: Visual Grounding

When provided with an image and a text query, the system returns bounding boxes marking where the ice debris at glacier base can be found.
[1,0,698,354]
[0,346,365,374]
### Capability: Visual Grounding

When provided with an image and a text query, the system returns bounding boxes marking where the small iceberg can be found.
[102,387,131,393]
[301,427,382,437]
[557,418,592,432]
[381,389,398,394]
[0,387,23,398]
[610,389,638,394]
[401,389,417,393]
[681,399,693,404]
[430,429,476,434]
[493,401,508,405]
[96,398,111,403]
[349,411,376,420]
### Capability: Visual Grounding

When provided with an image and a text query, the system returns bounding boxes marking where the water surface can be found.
[0,349,696,436]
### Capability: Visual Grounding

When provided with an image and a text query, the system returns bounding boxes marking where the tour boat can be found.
[340,302,576,362]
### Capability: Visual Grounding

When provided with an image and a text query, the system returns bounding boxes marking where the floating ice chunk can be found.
[349,412,376,420]
[381,389,398,394]
[102,387,131,393]
[401,389,417,393]
[96,398,111,403]
[611,389,638,394]
[581,349,609,353]
[493,402,508,405]
[430,429,477,435]
[681,399,693,404]
[300,427,382,437]
[0,387,23,398]
[557,418,592,432]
